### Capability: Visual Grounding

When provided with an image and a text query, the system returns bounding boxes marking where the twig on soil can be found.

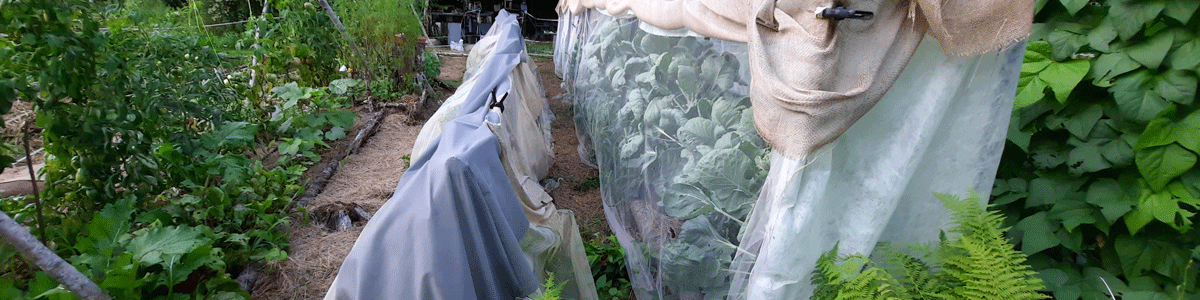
[291,111,388,209]
[21,121,45,242]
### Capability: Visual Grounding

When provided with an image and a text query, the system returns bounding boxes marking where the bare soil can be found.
[254,53,607,299]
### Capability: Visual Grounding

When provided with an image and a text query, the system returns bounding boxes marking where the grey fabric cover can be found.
[323,12,539,299]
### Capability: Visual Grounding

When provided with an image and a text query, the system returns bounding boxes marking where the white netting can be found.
[557,7,1026,299]
[567,13,769,299]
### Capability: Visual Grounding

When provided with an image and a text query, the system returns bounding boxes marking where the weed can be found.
[586,234,632,300]
[575,176,600,191]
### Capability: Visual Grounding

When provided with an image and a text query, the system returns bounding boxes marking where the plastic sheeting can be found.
[558,8,1025,300]
[327,11,595,300]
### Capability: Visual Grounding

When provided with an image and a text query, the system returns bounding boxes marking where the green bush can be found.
[586,234,632,300]
[334,0,426,99]
[994,1,1200,299]
[0,0,356,298]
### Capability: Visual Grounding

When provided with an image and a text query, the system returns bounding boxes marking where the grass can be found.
[575,176,600,191]
[527,41,554,56]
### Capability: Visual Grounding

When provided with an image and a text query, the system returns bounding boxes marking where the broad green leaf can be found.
[1167,39,1200,71]
[204,121,258,149]
[279,138,302,155]
[1162,0,1200,23]
[677,65,700,96]
[1086,179,1137,223]
[1154,69,1197,105]
[1135,143,1196,191]
[1112,71,1170,124]
[690,148,757,213]
[326,110,358,128]
[1048,26,1089,61]
[1023,41,1054,73]
[1182,170,1200,198]
[1108,1,1166,40]
[159,243,223,287]
[128,226,208,266]
[1050,199,1101,231]
[1087,18,1117,52]
[1064,105,1103,139]
[1122,291,1172,300]
[1091,53,1142,86]
[1058,0,1089,15]
[77,197,136,253]
[1035,0,1049,14]
[1014,77,1049,109]
[1134,189,1187,231]
[1008,115,1033,151]
[1137,106,1200,152]
[261,247,288,261]
[1068,140,1113,174]
[270,82,313,102]
[1036,268,1070,293]
[1040,59,1090,103]
[1031,142,1068,169]
[0,278,20,299]
[325,126,346,140]
[1014,212,1061,254]
[329,78,360,95]
[1114,236,1191,279]
[1126,33,1174,69]
[1136,105,1182,149]
[1101,138,1136,167]
[662,183,712,219]
[1078,268,1128,300]
[210,154,250,183]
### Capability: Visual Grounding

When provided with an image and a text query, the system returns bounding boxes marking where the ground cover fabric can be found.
[324,11,541,299]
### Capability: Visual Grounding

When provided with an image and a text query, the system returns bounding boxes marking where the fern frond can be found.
[811,245,905,300]
[812,192,1047,300]
[936,192,1047,300]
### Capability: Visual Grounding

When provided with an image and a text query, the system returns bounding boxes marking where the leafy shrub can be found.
[812,193,1046,300]
[425,50,442,80]
[586,234,632,300]
[0,0,356,298]
[334,0,426,99]
[994,1,1200,299]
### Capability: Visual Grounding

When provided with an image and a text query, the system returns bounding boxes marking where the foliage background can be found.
[995,0,1200,299]
[0,0,377,298]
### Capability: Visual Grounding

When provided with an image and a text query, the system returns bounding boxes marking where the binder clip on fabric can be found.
[814,6,874,20]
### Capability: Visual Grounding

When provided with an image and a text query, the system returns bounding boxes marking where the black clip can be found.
[815,6,874,20]
[488,86,507,112]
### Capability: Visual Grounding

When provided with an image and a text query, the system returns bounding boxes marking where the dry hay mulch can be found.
[252,113,422,300]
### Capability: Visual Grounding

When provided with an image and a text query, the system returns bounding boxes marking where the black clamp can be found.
[488,86,507,112]
[815,6,874,20]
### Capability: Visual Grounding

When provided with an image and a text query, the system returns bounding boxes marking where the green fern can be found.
[811,192,1047,300]
[534,272,566,300]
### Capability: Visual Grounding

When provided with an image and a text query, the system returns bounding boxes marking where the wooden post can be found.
[0,211,111,300]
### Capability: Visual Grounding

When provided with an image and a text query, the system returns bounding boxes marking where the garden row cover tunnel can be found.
[554,0,1034,299]
[325,11,597,300]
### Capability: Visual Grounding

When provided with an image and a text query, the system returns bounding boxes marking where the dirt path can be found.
[254,53,607,299]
